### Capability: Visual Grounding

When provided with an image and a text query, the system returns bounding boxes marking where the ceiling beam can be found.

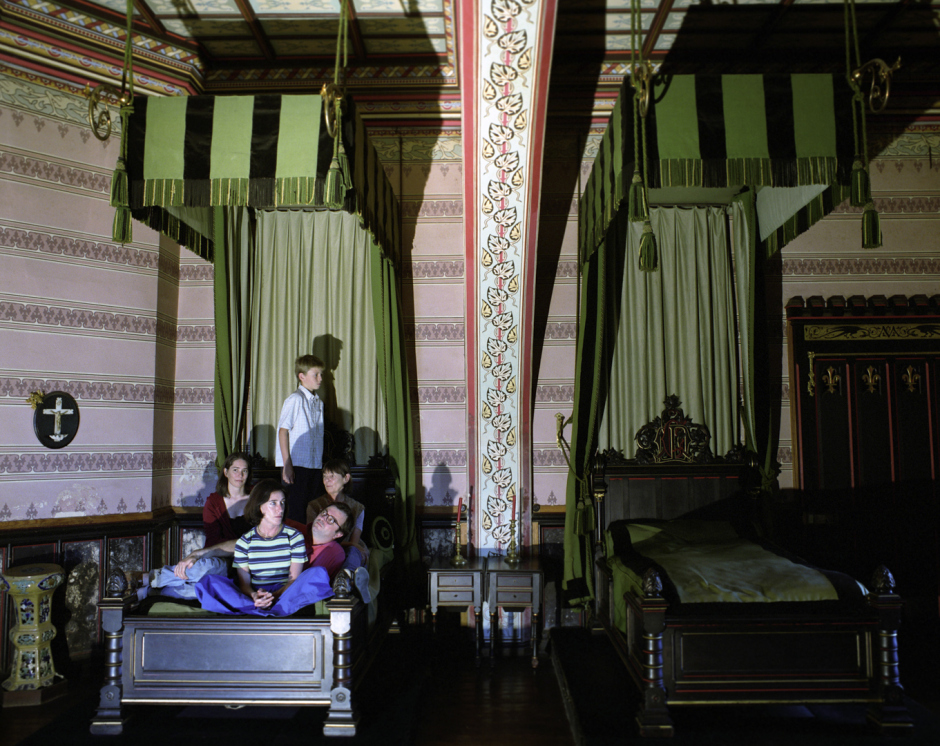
[346,0,368,64]
[133,0,165,38]
[232,0,275,61]
[643,0,674,61]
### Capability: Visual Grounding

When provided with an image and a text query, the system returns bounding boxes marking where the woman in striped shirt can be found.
[234,479,306,609]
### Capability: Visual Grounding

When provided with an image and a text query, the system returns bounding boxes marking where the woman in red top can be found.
[147,452,251,599]
[202,452,252,547]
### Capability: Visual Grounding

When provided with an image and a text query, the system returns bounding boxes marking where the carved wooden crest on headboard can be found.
[634,395,713,465]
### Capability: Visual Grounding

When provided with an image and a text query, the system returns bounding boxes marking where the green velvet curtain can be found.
[212,206,253,463]
[371,248,419,569]
[562,210,629,608]
[210,208,420,564]
[597,206,738,458]
[248,210,384,466]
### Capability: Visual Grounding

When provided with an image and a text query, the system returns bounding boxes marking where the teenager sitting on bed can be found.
[147,452,251,598]
[193,479,354,616]
[306,458,373,602]
[306,459,370,568]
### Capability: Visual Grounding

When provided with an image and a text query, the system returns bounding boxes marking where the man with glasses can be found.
[293,503,355,580]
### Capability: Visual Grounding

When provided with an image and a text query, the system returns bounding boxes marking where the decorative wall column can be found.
[460,0,557,553]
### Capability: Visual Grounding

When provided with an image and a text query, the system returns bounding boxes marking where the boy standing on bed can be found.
[277,354,327,523]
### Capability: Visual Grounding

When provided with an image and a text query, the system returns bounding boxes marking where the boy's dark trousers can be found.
[285,466,324,524]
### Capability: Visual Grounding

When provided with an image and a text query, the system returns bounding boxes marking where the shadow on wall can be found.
[422,462,454,507]
[175,455,217,507]
[313,333,343,424]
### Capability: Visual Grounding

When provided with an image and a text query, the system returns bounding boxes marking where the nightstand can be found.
[485,557,543,668]
[427,557,485,662]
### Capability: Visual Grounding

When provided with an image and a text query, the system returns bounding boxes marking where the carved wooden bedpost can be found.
[866,565,913,733]
[323,575,358,737]
[89,593,135,735]
[636,568,673,737]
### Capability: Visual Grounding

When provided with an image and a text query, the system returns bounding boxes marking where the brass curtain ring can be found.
[85,83,129,141]
[633,61,653,119]
[321,83,343,138]
[851,56,901,114]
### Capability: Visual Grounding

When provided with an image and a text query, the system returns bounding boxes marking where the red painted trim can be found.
[795,361,805,488]
[0,22,198,94]
[459,0,479,531]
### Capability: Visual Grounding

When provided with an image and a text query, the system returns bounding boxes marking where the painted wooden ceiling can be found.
[2,1,938,98]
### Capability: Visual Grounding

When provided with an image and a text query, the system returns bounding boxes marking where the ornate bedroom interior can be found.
[0,0,938,742]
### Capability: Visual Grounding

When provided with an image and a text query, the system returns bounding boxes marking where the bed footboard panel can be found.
[666,620,876,703]
[122,617,333,705]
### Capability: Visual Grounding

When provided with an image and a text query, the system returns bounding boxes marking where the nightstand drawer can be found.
[437,590,474,604]
[438,575,475,588]
[496,575,533,589]
[496,590,533,606]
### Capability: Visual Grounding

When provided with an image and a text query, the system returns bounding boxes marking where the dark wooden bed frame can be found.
[90,575,370,736]
[90,458,397,738]
[591,397,913,737]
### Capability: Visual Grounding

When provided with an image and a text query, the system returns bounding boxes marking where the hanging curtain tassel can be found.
[862,200,882,249]
[111,0,135,244]
[112,203,132,244]
[638,220,658,271]
[850,158,871,207]
[110,102,133,207]
[627,170,648,222]
[110,157,128,208]
[324,100,347,209]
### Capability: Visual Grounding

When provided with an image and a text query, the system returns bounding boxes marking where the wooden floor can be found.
[3,612,938,746]
[0,618,576,746]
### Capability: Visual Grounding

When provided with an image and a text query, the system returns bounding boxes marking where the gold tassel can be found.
[638,220,658,271]
[862,200,882,249]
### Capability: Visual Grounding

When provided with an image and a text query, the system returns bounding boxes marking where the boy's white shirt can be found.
[274,385,324,468]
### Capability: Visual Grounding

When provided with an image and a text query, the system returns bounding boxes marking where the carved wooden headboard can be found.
[592,396,749,527]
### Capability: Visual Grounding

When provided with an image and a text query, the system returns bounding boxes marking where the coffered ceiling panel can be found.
[1,0,936,100]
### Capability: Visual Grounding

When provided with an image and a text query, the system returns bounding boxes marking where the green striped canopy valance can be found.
[125,94,399,263]
[580,73,855,260]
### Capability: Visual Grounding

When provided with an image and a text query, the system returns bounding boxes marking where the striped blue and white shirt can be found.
[233,525,306,588]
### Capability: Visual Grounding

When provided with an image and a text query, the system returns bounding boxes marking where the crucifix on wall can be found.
[31,391,80,449]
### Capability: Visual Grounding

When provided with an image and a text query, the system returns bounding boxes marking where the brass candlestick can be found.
[505,517,521,567]
[450,514,468,567]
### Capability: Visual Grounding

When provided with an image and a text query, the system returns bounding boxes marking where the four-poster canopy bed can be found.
[90,67,416,737]
[561,66,912,736]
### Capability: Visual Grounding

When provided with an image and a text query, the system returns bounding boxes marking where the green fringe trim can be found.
[638,220,658,272]
[275,177,320,207]
[862,202,882,249]
[112,205,132,245]
[132,207,214,262]
[850,159,871,208]
[138,177,339,208]
[210,178,251,206]
[627,171,648,222]
[659,156,846,189]
[142,179,186,207]
[110,158,128,209]
[762,183,851,256]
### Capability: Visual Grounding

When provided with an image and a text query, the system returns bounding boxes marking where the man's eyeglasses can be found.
[318,510,338,526]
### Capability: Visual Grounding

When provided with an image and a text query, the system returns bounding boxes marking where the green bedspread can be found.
[606,520,844,631]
